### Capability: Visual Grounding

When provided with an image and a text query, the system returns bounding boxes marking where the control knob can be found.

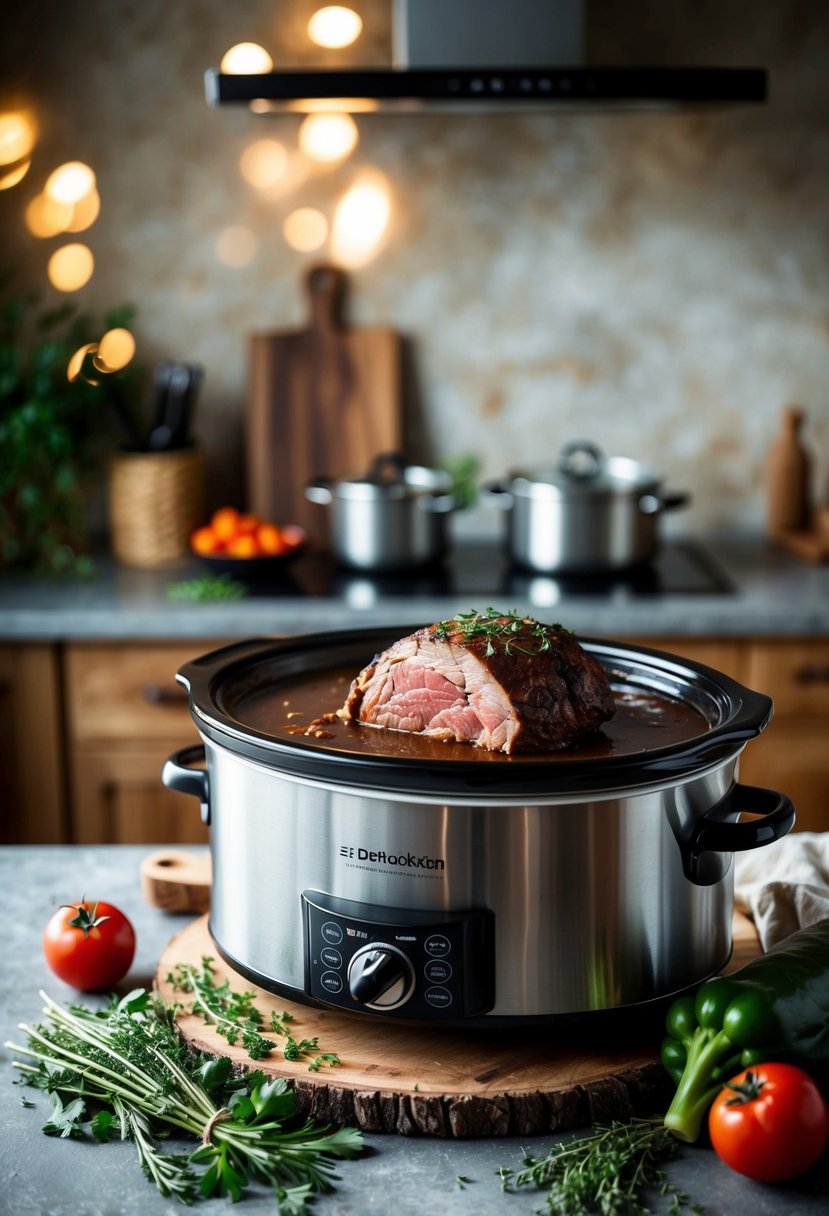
[347,942,415,1010]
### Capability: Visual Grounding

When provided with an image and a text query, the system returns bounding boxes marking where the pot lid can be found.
[176,629,772,799]
[316,452,453,501]
[511,441,662,498]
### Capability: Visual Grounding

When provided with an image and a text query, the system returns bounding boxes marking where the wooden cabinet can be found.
[740,640,829,834]
[623,636,829,833]
[0,645,68,843]
[63,641,223,845]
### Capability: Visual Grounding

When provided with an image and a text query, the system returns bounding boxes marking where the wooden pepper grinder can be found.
[767,405,812,537]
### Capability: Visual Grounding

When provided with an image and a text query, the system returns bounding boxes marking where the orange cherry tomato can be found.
[234,512,262,535]
[210,507,242,542]
[226,533,259,558]
[255,523,289,555]
[280,524,306,550]
[190,526,221,555]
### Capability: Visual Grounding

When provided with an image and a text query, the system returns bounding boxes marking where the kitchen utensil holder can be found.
[108,447,204,566]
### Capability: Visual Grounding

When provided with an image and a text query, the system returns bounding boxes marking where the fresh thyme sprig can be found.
[6,987,361,1212]
[169,958,340,1072]
[432,608,566,658]
[499,1117,700,1216]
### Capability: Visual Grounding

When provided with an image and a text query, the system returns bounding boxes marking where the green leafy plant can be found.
[0,283,139,574]
[6,987,361,1212]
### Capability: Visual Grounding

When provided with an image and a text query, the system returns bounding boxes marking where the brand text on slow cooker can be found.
[339,845,445,870]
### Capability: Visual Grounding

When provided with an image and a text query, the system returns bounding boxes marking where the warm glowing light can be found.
[0,111,36,165]
[64,186,101,233]
[48,243,95,292]
[298,113,358,163]
[220,42,273,74]
[67,342,98,383]
[287,97,378,113]
[95,327,136,372]
[307,6,363,48]
[44,161,96,205]
[283,208,328,252]
[331,176,391,267]
[25,192,73,237]
[239,139,287,189]
[215,225,258,267]
[0,158,31,190]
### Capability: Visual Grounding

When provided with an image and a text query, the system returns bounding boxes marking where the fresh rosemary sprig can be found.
[499,1117,700,1216]
[432,608,565,658]
[169,958,341,1072]
[6,987,361,1212]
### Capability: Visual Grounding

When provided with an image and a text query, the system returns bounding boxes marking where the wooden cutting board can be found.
[246,264,403,541]
[154,909,761,1138]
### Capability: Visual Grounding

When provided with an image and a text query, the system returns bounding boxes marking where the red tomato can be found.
[709,1063,829,1183]
[43,899,136,991]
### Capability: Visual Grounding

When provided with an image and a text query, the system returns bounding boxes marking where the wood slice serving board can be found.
[156,912,761,1138]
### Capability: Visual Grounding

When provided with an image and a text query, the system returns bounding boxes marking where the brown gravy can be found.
[232,665,710,765]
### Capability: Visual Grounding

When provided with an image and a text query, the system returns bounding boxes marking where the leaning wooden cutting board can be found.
[246,264,403,541]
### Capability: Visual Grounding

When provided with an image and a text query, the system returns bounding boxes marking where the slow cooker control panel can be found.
[302,891,494,1019]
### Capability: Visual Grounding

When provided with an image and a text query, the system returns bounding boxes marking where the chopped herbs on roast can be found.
[338,609,615,754]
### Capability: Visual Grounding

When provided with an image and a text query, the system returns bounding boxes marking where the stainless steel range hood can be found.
[204,0,767,114]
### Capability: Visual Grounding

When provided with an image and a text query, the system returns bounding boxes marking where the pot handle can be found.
[674,782,795,886]
[480,479,514,509]
[305,479,334,505]
[639,491,691,515]
[162,743,210,826]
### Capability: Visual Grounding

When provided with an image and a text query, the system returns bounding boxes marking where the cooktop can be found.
[248,539,735,601]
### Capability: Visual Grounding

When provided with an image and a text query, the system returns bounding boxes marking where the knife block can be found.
[108,447,204,566]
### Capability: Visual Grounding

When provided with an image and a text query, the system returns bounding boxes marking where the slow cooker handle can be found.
[676,782,795,886]
[161,744,209,825]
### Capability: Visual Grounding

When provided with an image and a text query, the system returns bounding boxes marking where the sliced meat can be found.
[338,613,615,753]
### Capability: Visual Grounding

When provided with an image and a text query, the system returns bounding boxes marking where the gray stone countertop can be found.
[1,846,828,1216]
[1,533,828,642]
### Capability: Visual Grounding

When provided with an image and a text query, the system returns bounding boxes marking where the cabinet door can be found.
[70,745,208,845]
[739,726,829,834]
[64,641,223,844]
[619,638,746,681]
[0,645,67,843]
[742,639,829,834]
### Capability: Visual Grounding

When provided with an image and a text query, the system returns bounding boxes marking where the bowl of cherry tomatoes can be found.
[190,507,306,581]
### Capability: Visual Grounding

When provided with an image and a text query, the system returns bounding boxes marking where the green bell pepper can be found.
[662,918,829,1142]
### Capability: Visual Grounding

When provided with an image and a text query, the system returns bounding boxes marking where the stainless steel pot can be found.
[162,630,793,1027]
[483,441,690,574]
[306,452,457,571]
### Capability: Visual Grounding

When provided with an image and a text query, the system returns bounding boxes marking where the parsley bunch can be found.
[7,988,361,1212]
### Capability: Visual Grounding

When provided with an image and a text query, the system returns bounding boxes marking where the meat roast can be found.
[337,610,615,753]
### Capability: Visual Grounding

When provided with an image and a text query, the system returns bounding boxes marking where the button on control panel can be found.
[302,891,494,1020]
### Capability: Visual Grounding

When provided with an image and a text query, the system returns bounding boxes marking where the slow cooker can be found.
[162,629,793,1027]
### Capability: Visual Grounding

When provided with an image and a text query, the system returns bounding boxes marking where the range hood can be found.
[205,0,767,114]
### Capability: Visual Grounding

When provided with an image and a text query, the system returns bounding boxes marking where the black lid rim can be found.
[177,628,772,798]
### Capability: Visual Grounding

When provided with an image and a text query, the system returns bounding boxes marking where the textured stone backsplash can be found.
[1,0,827,536]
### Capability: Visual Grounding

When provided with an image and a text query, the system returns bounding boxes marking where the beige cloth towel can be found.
[734,831,829,950]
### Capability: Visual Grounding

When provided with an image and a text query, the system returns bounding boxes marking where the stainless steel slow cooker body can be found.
[483,441,690,574]
[164,630,793,1027]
